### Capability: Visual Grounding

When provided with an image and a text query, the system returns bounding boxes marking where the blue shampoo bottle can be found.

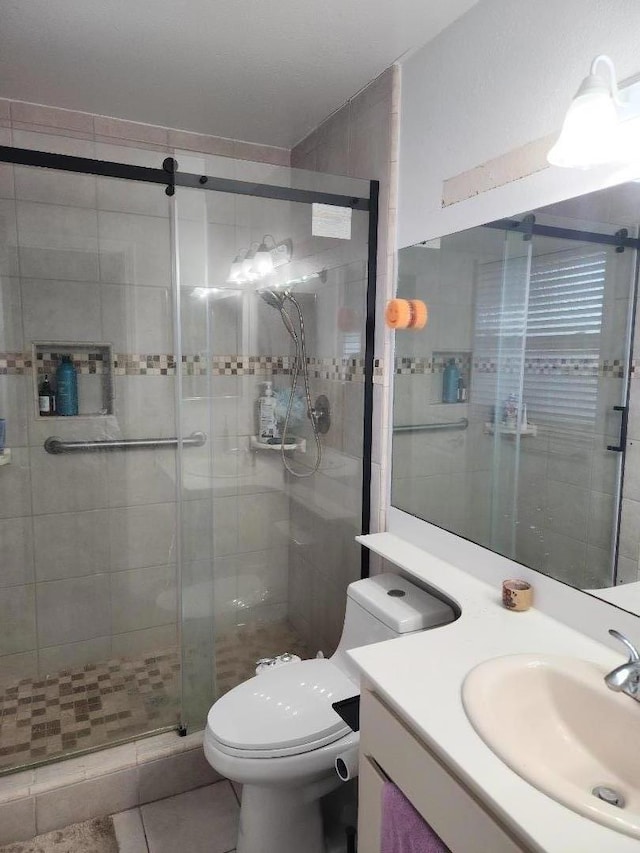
[56,355,78,416]
[442,358,460,403]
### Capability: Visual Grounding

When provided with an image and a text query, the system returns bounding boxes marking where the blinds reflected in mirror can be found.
[472,246,608,430]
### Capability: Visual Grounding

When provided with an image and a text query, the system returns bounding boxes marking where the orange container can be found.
[385,298,428,330]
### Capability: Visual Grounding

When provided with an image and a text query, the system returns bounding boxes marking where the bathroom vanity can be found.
[349,532,640,853]
[358,687,524,852]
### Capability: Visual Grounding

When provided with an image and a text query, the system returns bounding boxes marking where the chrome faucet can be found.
[604,629,640,700]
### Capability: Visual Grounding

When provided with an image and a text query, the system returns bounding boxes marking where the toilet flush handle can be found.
[256,657,277,668]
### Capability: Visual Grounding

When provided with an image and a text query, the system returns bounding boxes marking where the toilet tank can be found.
[331,573,455,677]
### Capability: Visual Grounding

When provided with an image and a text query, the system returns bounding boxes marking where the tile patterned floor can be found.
[215,619,313,695]
[138,782,240,853]
[0,619,311,773]
[0,652,180,772]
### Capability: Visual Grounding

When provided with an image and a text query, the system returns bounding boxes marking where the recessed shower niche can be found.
[32,342,114,417]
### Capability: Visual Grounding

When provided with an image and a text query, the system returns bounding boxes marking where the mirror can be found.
[391,181,640,600]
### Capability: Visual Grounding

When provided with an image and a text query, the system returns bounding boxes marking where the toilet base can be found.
[237,783,326,853]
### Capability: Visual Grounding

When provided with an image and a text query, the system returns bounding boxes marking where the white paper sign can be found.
[312,203,352,240]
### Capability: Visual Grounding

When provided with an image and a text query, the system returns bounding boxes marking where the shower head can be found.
[258,288,298,341]
[258,289,286,310]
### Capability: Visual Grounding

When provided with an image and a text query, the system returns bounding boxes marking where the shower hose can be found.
[276,292,322,478]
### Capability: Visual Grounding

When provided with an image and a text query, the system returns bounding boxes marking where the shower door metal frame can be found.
[0,144,378,579]
[0,145,371,210]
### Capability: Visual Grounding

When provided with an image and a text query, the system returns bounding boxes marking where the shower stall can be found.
[0,133,377,774]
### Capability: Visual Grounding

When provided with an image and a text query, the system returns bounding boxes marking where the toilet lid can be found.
[207,659,356,756]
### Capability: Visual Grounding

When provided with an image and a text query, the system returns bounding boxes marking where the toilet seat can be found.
[206,658,357,759]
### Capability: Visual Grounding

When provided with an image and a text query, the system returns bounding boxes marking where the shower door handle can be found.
[607,405,628,452]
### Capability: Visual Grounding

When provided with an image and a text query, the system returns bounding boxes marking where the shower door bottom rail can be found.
[44,431,206,454]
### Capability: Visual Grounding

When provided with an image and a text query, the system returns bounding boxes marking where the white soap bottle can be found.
[258,381,279,444]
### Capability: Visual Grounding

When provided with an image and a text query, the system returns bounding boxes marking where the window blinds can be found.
[473,247,607,429]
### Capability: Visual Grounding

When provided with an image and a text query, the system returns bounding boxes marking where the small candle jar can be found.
[502,579,533,611]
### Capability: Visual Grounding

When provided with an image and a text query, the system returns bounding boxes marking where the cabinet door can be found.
[358,754,388,853]
[359,688,529,853]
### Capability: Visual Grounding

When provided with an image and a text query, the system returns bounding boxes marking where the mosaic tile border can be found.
[394,354,472,375]
[394,355,629,379]
[36,351,109,376]
[1,352,372,382]
[0,353,32,375]
[114,355,176,376]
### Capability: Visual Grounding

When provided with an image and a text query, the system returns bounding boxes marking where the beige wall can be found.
[0,98,290,166]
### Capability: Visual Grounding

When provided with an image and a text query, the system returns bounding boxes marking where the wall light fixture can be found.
[548,54,640,169]
[226,237,292,286]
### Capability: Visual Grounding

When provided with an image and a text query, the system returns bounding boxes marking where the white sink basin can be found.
[463,654,640,839]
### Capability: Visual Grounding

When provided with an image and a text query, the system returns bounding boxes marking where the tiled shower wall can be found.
[0,144,182,691]
[0,91,378,696]
[290,65,400,598]
[0,98,290,692]
[176,186,300,645]
[392,245,474,531]
[284,273,368,654]
[172,173,371,664]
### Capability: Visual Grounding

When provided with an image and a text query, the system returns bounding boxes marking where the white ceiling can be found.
[0,0,478,148]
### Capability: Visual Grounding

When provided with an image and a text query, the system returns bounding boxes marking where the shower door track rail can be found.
[44,431,206,454]
[485,218,640,250]
[0,145,372,210]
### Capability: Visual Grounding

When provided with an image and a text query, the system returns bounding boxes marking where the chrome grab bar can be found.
[393,418,469,434]
[44,431,206,454]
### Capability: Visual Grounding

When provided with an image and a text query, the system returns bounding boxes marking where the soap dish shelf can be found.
[250,436,306,453]
[484,422,538,437]
[0,449,11,466]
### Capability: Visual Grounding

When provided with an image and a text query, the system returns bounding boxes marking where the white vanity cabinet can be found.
[357,686,531,853]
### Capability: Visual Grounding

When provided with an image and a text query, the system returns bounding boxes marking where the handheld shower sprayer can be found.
[258,288,322,477]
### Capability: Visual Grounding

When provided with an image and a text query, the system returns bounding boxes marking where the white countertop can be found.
[590,581,640,616]
[348,532,638,853]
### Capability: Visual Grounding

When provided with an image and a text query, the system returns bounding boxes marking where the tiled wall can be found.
[0,92,376,706]
[0,98,287,694]
[0,138,184,692]
[291,66,400,591]
[174,161,372,660]
[286,273,368,654]
[0,98,289,166]
[392,244,474,532]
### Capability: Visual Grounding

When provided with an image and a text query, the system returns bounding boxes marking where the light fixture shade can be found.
[254,242,275,276]
[226,254,244,284]
[548,70,622,168]
[242,247,257,279]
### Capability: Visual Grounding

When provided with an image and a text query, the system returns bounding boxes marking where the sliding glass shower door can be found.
[174,160,373,730]
[0,134,375,770]
[0,148,182,774]
[485,229,532,560]
[481,221,636,588]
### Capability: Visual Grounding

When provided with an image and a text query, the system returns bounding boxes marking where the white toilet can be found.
[203,573,455,853]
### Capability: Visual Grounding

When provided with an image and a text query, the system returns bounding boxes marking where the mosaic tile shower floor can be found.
[215,619,313,696]
[0,651,180,773]
[0,620,311,773]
